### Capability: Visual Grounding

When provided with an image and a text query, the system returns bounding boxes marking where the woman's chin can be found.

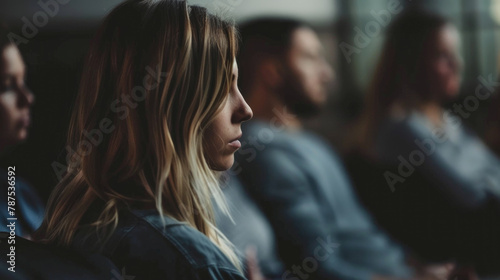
[210,156,235,172]
[1,133,27,150]
[446,91,460,101]
[18,131,29,141]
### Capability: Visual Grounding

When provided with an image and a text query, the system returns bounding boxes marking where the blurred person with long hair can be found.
[0,23,43,238]
[34,1,254,279]
[352,10,500,274]
[356,10,500,207]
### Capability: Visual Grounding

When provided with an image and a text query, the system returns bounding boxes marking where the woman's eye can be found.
[0,77,17,93]
[0,85,13,93]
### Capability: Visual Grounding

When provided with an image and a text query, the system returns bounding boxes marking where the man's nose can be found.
[321,60,334,84]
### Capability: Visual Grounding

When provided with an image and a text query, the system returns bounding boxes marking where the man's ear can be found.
[259,59,284,89]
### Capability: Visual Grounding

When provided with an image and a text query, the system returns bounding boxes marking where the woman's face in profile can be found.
[0,44,33,149]
[427,24,462,100]
[204,61,253,171]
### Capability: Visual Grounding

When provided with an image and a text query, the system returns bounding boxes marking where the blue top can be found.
[71,208,246,280]
[0,168,45,237]
[234,120,412,280]
[376,111,500,208]
[215,175,285,279]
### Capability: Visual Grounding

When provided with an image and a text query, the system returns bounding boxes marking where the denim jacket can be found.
[71,208,246,280]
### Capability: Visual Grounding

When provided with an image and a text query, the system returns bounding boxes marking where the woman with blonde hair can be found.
[34,0,253,278]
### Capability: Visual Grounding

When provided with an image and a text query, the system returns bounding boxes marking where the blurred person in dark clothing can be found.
[484,92,500,158]
[352,10,500,275]
[0,23,44,238]
[355,10,500,207]
[233,18,451,280]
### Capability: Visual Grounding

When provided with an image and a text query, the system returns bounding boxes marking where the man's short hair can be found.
[237,18,309,96]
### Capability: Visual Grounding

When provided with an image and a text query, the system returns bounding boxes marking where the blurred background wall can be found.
[0,0,499,200]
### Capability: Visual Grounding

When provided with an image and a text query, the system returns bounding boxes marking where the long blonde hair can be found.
[35,0,240,267]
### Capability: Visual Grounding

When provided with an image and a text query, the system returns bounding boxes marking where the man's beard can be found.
[276,69,322,118]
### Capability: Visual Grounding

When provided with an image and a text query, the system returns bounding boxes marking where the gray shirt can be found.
[376,111,500,208]
[215,176,285,279]
[235,120,412,280]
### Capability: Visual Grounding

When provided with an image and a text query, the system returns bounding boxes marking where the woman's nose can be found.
[17,86,34,108]
[233,91,253,124]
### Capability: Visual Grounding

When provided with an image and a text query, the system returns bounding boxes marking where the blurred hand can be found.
[246,246,266,280]
[420,263,455,280]
[372,262,479,280]
[372,263,455,280]
[447,266,478,280]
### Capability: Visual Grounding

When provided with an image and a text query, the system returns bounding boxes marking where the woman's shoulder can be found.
[378,112,425,134]
[73,208,245,280]
[129,209,239,266]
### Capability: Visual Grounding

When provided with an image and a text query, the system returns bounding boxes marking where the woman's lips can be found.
[22,117,30,127]
[17,116,30,128]
[228,133,242,149]
[228,139,241,149]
